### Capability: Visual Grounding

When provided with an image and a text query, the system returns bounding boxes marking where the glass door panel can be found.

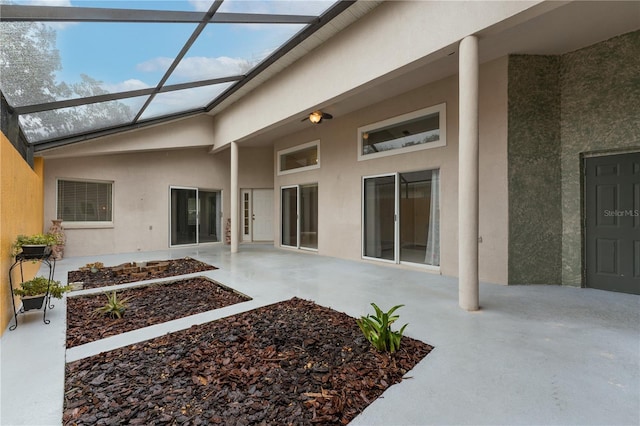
[363,175,396,261]
[300,184,318,250]
[242,190,252,242]
[199,191,221,243]
[363,170,439,266]
[170,188,197,245]
[399,170,432,265]
[281,187,298,247]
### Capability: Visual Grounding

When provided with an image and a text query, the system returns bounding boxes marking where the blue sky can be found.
[3,0,335,123]
[8,1,334,91]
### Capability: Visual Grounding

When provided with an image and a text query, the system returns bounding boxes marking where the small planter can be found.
[12,233,57,259]
[20,245,51,257]
[22,294,46,311]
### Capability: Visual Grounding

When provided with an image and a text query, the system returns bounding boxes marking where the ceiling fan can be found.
[303,110,333,124]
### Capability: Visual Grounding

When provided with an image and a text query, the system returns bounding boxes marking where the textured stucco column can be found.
[458,35,479,311]
[230,141,239,254]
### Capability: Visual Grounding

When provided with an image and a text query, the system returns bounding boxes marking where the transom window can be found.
[358,103,446,160]
[277,140,320,175]
[57,179,113,224]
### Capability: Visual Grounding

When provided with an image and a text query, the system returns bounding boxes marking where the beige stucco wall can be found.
[43,148,231,257]
[271,57,509,285]
[478,56,509,285]
[239,147,274,189]
[41,111,275,257]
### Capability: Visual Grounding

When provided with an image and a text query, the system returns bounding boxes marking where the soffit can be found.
[235,0,639,148]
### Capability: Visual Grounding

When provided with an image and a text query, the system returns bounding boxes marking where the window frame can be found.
[357,103,446,161]
[56,178,114,229]
[277,140,320,176]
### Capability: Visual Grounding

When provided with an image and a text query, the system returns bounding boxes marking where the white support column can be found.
[230,141,239,254]
[458,35,479,311]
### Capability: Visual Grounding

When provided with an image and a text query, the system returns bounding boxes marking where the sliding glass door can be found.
[199,191,222,243]
[281,187,298,247]
[170,187,221,246]
[363,174,396,261]
[362,170,439,266]
[281,183,318,250]
[171,188,197,245]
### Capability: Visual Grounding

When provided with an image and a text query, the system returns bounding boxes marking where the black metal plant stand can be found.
[8,250,57,331]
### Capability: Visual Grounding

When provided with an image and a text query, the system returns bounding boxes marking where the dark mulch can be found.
[67,257,217,290]
[66,277,251,348]
[64,298,432,426]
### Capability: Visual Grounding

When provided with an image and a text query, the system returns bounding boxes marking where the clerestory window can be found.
[277,140,320,175]
[357,103,446,161]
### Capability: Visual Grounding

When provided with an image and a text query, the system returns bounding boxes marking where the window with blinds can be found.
[57,179,113,222]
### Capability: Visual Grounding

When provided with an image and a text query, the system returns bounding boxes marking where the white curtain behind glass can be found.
[425,169,440,266]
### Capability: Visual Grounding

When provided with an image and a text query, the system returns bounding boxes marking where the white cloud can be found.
[139,82,232,120]
[101,79,150,94]
[137,56,252,82]
[136,57,174,74]
[188,0,211,12]
[218,0,334,16]
[174,56,252,80]
[14,0,73,6]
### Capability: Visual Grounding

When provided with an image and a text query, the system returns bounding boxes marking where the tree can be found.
[0,21,133,142]
[0,21,67,105]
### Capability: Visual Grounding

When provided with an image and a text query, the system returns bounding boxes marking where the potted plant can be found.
[12,276,70,311]
[12,233,58,258]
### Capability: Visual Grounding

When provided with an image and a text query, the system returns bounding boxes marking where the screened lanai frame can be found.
[0,0,354,150]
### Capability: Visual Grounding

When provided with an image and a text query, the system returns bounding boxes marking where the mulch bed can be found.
[66,277,251,348]
[67,257,217,290]
[64,298,432,425]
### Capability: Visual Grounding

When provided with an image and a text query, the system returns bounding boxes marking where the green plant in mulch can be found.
[94,291,130,319]
[356,303,408,354]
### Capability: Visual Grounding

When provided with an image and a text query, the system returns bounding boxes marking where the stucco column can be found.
[458,35,479,311]
[230,141,239,253]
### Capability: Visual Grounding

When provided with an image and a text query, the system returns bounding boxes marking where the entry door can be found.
[252,189,274,241]
[585,153,640,294]
[199,191,222,243]
[241,189,274,242]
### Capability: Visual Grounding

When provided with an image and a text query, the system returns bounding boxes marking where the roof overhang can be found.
[210,0,639,150]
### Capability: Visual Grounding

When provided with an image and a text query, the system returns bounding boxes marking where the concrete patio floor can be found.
[1,244,638,425]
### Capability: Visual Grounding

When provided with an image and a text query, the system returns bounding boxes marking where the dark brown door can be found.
[585,152,640,294]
